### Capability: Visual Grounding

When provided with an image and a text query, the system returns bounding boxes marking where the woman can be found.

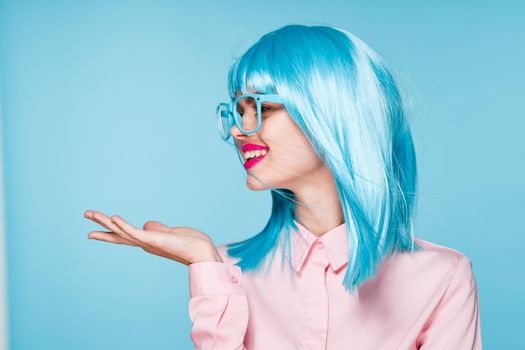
[84,24,482,349]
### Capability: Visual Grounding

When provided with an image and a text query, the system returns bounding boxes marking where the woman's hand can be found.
[84,210,223,265]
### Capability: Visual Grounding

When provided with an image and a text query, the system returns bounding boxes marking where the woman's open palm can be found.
[84,210,223,265]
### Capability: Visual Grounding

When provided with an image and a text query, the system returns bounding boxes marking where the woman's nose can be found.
[229,124,249,150]
[230,111,258,139]
[230,122,251,141]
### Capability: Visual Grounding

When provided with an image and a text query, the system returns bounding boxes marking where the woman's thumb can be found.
[143,220,172,233]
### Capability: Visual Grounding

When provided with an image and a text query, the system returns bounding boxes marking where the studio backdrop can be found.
[0,0,523,349]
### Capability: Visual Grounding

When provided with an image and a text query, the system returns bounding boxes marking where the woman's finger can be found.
[88,210,143,246]
[85,210,123,234]
[143,220,173,233]
[111,215,158,247]
[86,211,116,232]
[88,230,138,246]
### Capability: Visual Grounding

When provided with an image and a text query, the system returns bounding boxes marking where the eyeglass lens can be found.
[234,96,259,134]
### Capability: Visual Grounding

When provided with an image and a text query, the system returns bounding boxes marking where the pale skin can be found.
[85,90,344,265]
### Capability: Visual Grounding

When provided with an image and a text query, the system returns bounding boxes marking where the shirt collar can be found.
[287,219,349,272]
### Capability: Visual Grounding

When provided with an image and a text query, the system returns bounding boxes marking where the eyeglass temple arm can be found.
[260,94,282,103]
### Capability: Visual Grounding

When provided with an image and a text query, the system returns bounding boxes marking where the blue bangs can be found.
[227,38,277,99]
[227,24,359,101]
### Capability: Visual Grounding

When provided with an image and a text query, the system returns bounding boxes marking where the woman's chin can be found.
[246,175,271,191]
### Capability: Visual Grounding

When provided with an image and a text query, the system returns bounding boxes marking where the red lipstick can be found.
[242,143,269,169]
[242,143,270,152]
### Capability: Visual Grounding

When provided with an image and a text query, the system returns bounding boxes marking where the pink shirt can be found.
[188,220,482,349]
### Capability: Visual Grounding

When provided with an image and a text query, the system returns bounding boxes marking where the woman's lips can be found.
[241,143,270,169]
[242,143,269,152]
[244,151,268,169]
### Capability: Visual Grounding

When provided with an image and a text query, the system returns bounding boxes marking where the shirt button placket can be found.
[301,240,330,349]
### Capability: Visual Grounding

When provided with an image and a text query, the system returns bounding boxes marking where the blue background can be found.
[0,0,523,348]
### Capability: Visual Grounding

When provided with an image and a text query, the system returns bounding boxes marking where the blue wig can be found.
[223,24,423,295]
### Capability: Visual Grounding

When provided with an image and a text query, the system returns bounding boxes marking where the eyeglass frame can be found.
[216,93,283,142]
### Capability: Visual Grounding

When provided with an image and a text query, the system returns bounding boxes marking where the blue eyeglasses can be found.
[216,93,282,143]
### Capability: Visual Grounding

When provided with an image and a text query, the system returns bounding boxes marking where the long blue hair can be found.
[223,24,423,295]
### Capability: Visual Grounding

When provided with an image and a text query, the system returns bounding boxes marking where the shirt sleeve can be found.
[188,261,249,350]
[416,255,483,349]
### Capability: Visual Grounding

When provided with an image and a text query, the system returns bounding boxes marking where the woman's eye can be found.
[261,105,272,112]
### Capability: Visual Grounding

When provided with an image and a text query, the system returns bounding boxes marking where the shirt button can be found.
[230,276,238,283]
[316,241,324,249]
